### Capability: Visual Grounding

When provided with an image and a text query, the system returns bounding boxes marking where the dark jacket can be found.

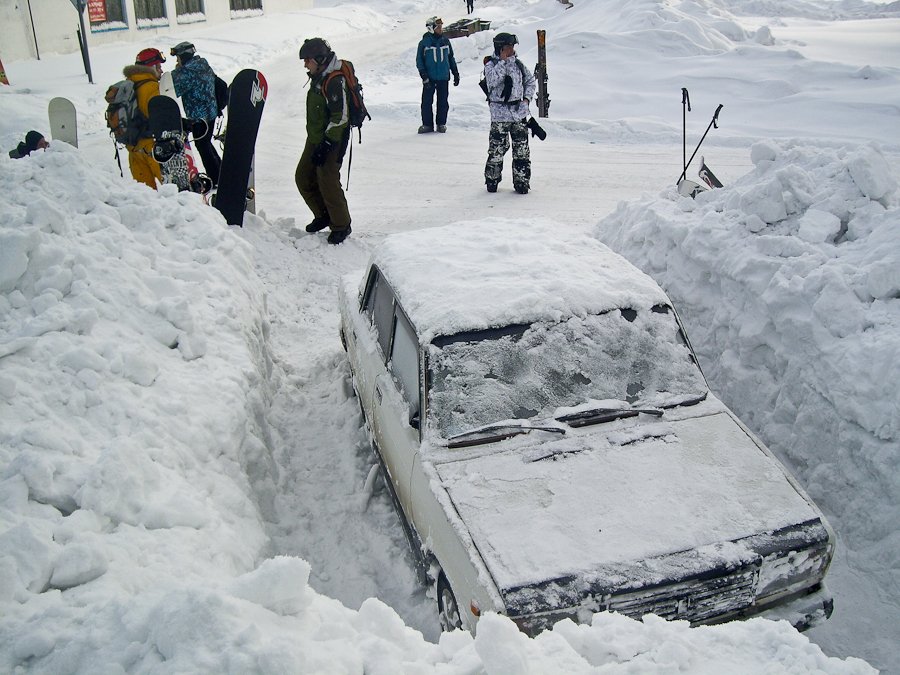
[306,55,350,145]
[172,55,218,121]
[416,33,459,82]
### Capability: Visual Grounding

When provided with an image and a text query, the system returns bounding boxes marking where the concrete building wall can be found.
[0,0,313,62]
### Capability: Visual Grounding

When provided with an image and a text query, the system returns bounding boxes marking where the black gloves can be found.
[501,75,513,102]
[453,73,460,87]
[527,117,547,141]
[312,139,334,167]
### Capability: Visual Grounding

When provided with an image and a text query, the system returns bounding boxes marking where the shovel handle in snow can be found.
[678,103,723,184]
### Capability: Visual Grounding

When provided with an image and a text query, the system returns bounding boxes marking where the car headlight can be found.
[757,540,832,600]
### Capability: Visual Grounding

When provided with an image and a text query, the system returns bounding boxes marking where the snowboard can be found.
[158,71,210,194]
[215,69,267,226]
[159,70,177,100]
[48,97,78,148]
[148,95,191,191]
[699,156,723,189]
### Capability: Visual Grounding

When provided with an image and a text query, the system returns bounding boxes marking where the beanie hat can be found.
[25,130,45,152]
[136,48,166,66]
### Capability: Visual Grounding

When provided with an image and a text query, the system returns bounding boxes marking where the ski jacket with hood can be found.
[123,64,160,150]
[172,55,218,121]
[483,55,536,123]
[306,54,350,146]
[416,32,459,82]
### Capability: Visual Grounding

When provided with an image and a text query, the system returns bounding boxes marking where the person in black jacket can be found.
[8,130,49,159]
[415,17,460,134]
[170,41,222,186]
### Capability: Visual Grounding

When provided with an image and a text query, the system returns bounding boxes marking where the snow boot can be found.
[327,225,352,245]
[486,183,498,193]
[418,125,434,134]
[306,216,330,233]
[437,125,447,133]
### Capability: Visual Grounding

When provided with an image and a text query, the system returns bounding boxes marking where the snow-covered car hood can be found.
[434,411,821,600]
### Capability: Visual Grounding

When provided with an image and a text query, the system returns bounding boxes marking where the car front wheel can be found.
[437,572,463,632]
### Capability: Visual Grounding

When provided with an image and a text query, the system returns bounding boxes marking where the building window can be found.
[134,0,168,25]
[88,0,126,27]
[230,0,263,11]
[176,0,204,16]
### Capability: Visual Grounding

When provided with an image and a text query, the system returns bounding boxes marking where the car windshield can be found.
[427,305,707,439]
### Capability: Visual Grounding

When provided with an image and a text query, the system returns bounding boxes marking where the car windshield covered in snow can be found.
[427,304,708,439]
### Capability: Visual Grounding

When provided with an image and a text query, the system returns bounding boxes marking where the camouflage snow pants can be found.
[484,120,530,191]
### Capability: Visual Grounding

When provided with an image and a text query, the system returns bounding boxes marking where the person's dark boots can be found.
[305,216,330,233]
[514,185,529,194]
[418,125,434,134]
[486,183,498,193]
[327,225,352,245]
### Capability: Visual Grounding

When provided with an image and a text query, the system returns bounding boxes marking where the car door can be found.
[348,267,394,422]
[357,267,421,513]
[372,304,421,514]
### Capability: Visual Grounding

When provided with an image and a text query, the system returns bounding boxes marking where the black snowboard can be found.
[148,95,190,191]
[215,69,268,226]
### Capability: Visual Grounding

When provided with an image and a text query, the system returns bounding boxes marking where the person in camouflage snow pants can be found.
[486,122,530,192]
[483,33,536,194]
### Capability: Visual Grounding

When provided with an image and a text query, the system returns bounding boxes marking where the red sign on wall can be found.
[87,0,107,23]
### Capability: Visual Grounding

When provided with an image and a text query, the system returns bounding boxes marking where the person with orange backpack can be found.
[294,37,353,245]
[123,48,165,189]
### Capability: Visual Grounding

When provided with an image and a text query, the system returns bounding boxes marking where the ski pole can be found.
[678,103,722,184]
[681,88,691,179]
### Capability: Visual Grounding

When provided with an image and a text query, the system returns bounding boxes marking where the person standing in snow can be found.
[124,48,165,189]
[482,33,536,194]
[294,37,353,245]
[416,17,460,134]
[465,0,474,14]
[8,130,49,158]
[170,41,222,187]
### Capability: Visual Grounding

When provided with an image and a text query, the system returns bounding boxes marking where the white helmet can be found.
[426,16,442,33]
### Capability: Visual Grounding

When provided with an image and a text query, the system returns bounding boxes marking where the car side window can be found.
[364,267,394,360]
[390,309,420,419]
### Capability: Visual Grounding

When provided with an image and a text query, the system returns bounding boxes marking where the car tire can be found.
[437,572,463,632]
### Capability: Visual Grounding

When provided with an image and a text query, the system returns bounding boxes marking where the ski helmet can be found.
[493,32,518,55]
[135,47,166,66]
[298,37,333,66]
[425,16,443,33]
[170,41,196,58]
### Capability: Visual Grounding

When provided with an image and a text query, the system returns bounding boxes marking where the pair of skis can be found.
[152,68,268,226]
[676,87,724,198]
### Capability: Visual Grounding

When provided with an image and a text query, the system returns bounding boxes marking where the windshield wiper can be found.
[447,422,565,449]
[660,392,708,409]
[555,405,663,428]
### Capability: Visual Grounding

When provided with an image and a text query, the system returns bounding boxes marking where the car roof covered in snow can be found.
[366,219,672,341]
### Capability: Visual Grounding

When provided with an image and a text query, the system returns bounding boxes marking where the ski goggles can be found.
[136,48,166,66]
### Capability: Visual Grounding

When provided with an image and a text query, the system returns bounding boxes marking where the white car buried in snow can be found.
[338,221,834,636]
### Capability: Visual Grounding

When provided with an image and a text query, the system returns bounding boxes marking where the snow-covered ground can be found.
[1,0,898,672]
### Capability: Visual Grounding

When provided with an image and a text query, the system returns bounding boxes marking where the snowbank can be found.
[596,140,899,670]
[0,138,876,674]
